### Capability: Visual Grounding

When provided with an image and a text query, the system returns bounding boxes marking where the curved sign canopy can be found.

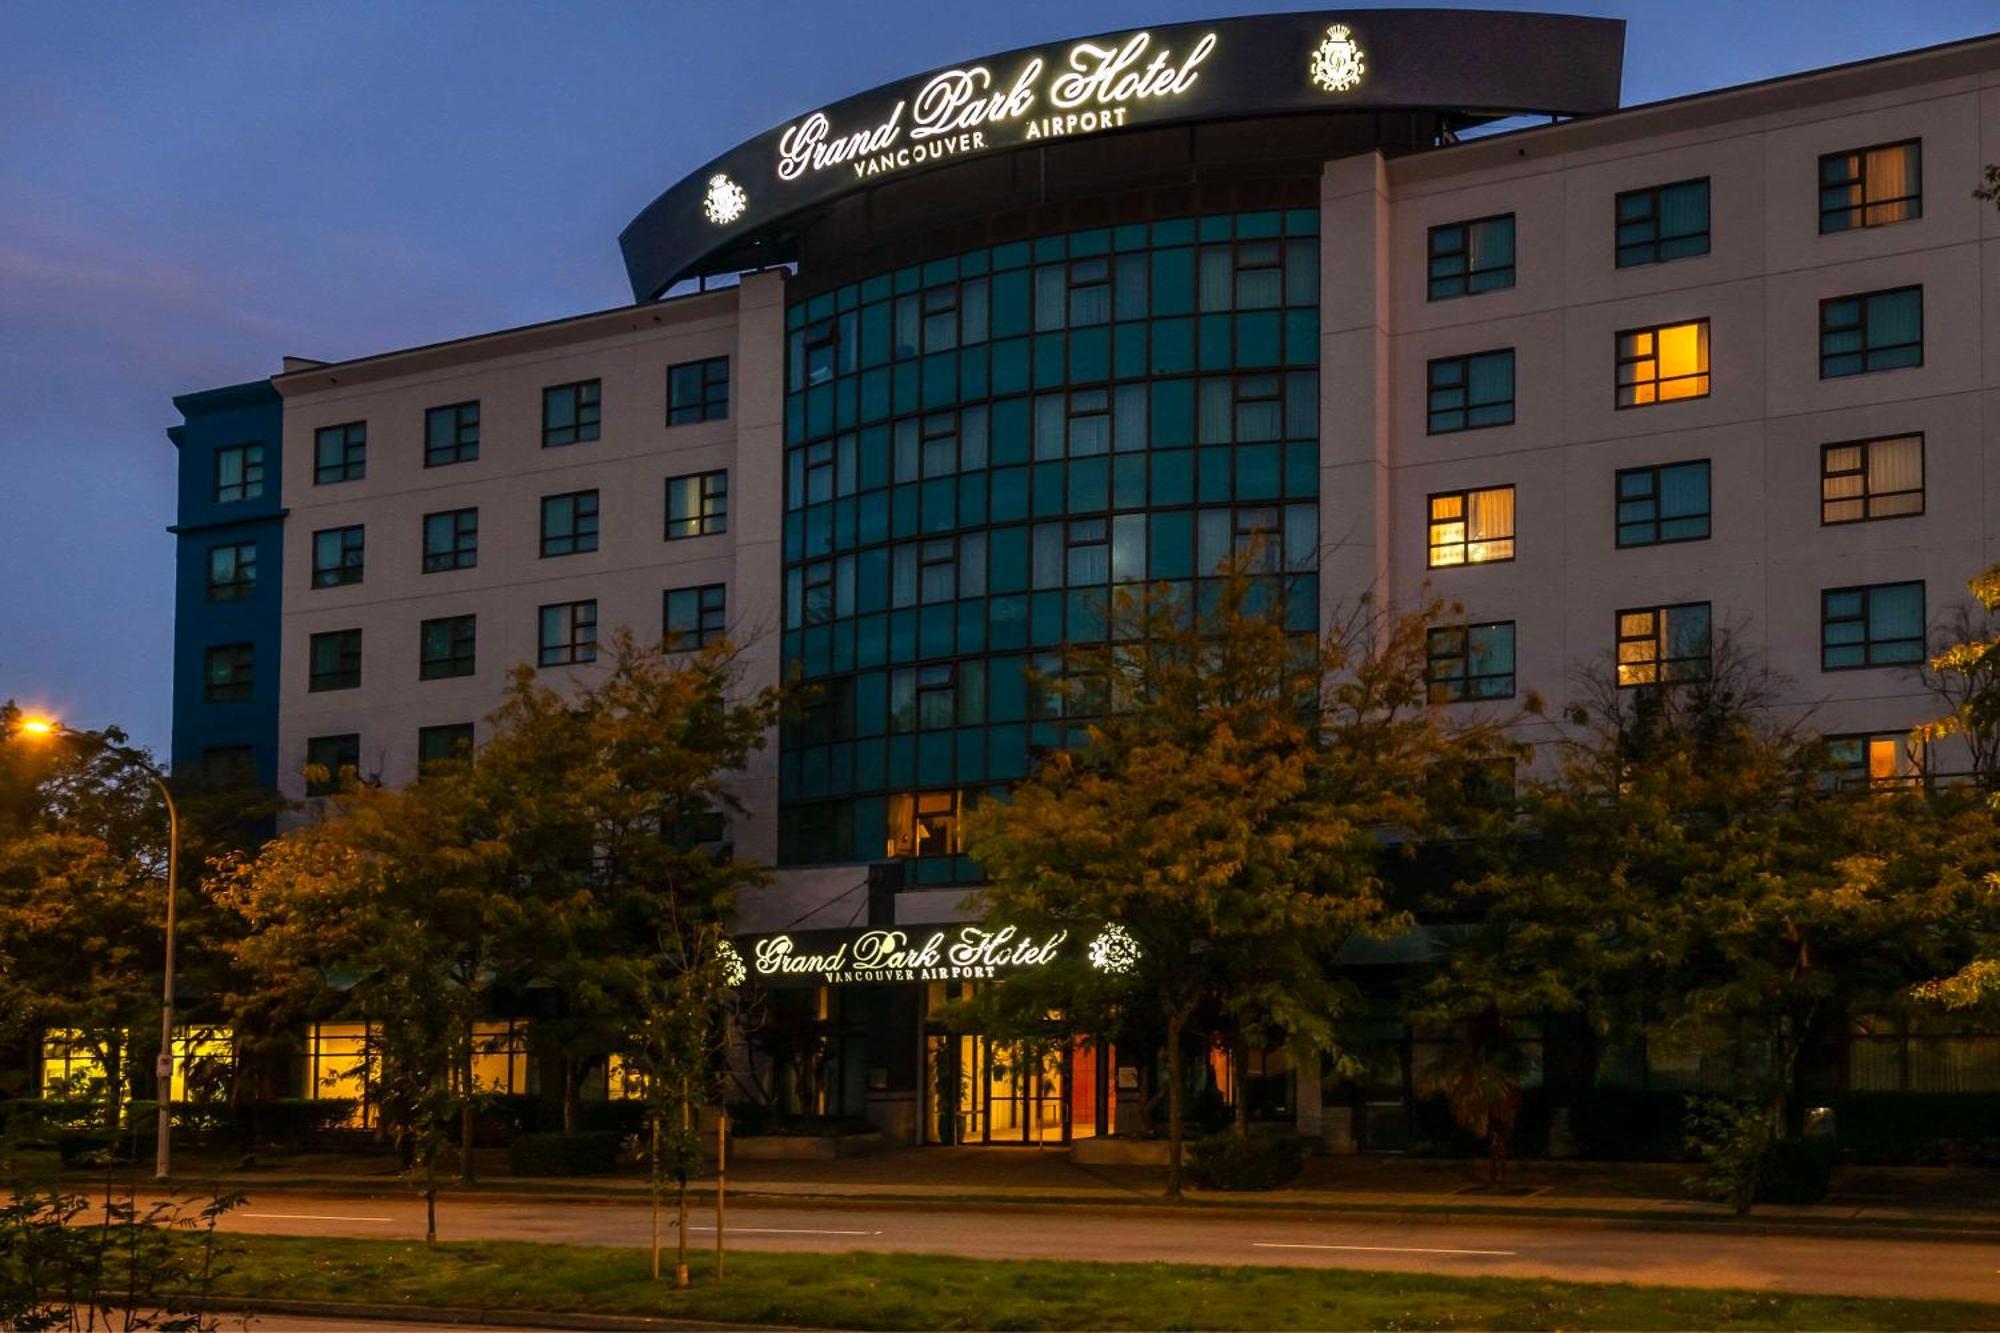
[619,8,1624,299]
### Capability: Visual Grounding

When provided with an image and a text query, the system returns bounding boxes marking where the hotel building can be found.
[166,12,2000,1144]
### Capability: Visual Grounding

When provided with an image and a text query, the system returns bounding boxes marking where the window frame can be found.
[1615,601,1713,688]
[307,628,362,693]
[663,583,728,651]
[417,723,475,769]
[205,541,257,602]
[310,525,365,589]
[1821,580,1926,672]
[304,733,361,798]
[1820,433,1924,526]
[540,489,600,557]
[1426,348,1516,435]
[1615,318,1711,408]
[203,642,255,703]
[1426,485,1516,569]
[1425,621,1518,703]
[421,507,479,573]
[1819,286,1923,379]
[1426,213,1517,301]
[542,379,601,448]
[213,443,265,504]
[537,599,598,667]
[1818,139,1922,234]
[419,614,477,681]
[313,422,367,485]
[667,356,730,425]
[1614,459,1712,549]
[423,400,480,468]
[1614,177,1711,269]
[665,470,729,540]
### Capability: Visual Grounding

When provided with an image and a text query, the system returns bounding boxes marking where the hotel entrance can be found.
[922,983,1112,1145]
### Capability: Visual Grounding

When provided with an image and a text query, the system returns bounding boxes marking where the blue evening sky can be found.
[1,0,1993,758]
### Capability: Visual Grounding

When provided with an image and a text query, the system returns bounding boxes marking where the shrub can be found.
[507,1131,622,1177]
[1570,1088,1689,1161]
[1186,1133,1308,1191]
[55,1129,133,1167]
[574,1100,647,1138]
[241,1098,358,1145]
[1829,1094,2000,1166]
[1756,1137,1835,1205]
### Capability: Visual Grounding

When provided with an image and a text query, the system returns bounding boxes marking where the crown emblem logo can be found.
[1309,24,1367,94]
[702,173,748,225]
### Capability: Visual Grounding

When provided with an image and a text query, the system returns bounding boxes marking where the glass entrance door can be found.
[925,1033,1074,1144]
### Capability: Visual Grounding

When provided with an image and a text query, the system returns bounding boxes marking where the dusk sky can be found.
[3,0,1994,760]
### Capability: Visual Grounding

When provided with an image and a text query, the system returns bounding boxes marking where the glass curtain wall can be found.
[779,211,1323,883]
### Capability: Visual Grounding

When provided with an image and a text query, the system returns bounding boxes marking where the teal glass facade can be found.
[779,210,1322,882]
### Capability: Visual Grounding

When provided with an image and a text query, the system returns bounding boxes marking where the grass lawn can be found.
[199,1235,2000,1330]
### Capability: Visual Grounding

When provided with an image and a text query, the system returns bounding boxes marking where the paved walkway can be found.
[125,1147,2000,1234]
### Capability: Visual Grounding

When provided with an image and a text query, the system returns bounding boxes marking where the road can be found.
[200,1191,2000,1305]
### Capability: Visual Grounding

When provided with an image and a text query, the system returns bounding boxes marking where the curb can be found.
[192,1294,809,1331]
[180,1178,2000,1246]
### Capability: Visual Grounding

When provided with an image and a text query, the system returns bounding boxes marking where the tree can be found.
[0,706,185,1128]
[1414,1007,1529,1184]
[219,756,509,1243]
[1443,636,1999,1207]
[963,565,1517,1198]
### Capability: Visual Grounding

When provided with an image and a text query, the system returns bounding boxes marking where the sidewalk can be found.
[105,1146,2000,1237]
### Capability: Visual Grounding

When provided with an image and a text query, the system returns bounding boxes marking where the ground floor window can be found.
[1849,1013,2000,1092]
[304,1021,375,1126]
[470,1019,532,1095]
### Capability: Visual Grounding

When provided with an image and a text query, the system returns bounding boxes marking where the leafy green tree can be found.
[1441,638,1999,1198]
[963,567,1516,1197]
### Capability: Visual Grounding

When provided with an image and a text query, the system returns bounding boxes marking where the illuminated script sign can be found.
[743,925,1069,987]
[777,30,1219,184]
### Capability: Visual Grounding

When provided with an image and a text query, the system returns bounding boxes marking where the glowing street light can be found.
[14,714,182,1182]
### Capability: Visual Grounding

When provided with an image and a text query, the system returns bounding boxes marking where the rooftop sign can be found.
[619,9,1624,298]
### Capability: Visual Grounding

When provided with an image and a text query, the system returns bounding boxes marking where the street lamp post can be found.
[17,716,181,1181]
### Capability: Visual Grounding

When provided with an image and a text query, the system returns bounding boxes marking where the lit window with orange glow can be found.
[1616,319,1710,407]
[1615,601,1711,687]
[1427,486,1515,568]
[886,790,964,859]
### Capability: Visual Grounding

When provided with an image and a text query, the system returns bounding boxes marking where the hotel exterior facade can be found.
[167,13,2000,1144]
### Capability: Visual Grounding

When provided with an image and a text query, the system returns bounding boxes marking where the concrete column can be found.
[728,268,789,868]
[1295,1048,1323,1144]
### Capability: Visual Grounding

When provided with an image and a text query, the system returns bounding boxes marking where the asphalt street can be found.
[205,1190,2000,1304]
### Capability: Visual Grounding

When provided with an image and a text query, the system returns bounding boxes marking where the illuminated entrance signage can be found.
[620,10,1626,299]
[740,924,1071,987]
[778,30,1219,185]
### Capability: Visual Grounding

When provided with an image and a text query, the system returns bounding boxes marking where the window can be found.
[1616,461,1711,547]
[538,600,596,667]
[541,490,599,557]
[205,542,256,602]
[886,790,963,859]
[542,379,600,447]
[311,525,364,588]
[1427,350,1515,433]
[1427,486,1515,567]
[313,422,366,484]
[1427,214,1515,300]
[421,508,478,573]
[203,643,254,702]
[1822,434,1922,524]
[419,614,476,680]
[1616,602,1712,687]
[666,470,728,539]
[305,733,360,797]
[1822,581,1925,670]
[668,357,730,424]
[214,444,264,503]
[418,723,475,768]
[1821,287,1922,378]
[1426,622,1516,702]
[1614,178,1710,268]
[1820,140,1921,233]
[664,584,727,650]
[308,629,362,692]
[1616,320,1709,406]
[424,401,479,467]
[1826,732,1923,789]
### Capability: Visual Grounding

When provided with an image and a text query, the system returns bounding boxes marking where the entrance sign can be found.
[620,9,1624,298]
[740,924,1070,988]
